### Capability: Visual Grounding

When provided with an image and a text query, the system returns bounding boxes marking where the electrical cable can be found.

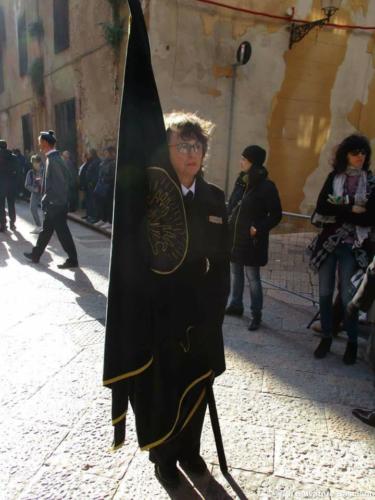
[196,0,375,31]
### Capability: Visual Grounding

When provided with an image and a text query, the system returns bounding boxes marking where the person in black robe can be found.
[103,1,229,491]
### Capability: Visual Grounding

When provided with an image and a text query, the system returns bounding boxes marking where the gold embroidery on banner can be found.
[147,167,188,275]
[140,370,213,451]
[103,356,153,386]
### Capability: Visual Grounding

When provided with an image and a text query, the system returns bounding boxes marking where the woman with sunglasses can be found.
[310,134,375,364]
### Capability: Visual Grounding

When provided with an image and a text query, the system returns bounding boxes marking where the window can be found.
[22,114,34,153]
[0,49,4,94]
[55,98,77,161]
[0,7,5,44]
[18,13,28,76]
[54,0,70,53]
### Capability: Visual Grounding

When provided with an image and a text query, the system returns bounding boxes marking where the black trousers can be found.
[32,207,78,262]
[0,192,16,228]
[149,396,207,467]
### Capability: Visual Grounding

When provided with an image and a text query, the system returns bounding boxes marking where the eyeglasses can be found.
[169,142,203,155]
[349,149,367,156]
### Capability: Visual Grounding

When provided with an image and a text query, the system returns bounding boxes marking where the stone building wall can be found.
[1,0,375,212]
[149,0,375,213]
[0,0,126,161]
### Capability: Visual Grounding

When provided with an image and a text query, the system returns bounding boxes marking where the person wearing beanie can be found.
[226,145,282,331]
[23,130,78,269]
[0,139,18,232]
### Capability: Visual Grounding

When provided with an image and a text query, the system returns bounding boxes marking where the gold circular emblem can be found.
[147,167,188,274]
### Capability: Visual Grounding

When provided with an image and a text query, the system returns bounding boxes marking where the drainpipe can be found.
[224,62,239,197]
[224,41,252,198]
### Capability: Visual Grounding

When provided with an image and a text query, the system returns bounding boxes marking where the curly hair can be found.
[164,111,215,157]
[332,134,371,173]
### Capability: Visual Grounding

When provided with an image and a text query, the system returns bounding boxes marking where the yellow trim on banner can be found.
[181,387,207,432]
[140,369,213,451]
[103,356,153,386]
[112,411,127,426]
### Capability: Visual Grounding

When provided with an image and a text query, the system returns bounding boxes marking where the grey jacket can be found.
[42,151,70,209]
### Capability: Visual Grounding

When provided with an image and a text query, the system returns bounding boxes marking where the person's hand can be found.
[250,226,257,237]
[327,194,344,205]
[352,205,366,214]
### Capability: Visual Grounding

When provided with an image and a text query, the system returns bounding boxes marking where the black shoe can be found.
[352,408,375,427]
[343,342,357,365]
[24,252,39,263]
[154,463,180,489]
[225,305,244,317]
[314,337,332,359]
[10,223,16,231]
[179,455,208,476]
[57,259,79,269]
[248,315,262,331]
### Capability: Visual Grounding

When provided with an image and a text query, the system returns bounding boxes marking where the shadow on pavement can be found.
[0,238,10,266]
[159,468,236,499]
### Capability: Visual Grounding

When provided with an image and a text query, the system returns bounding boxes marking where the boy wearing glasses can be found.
[143,111,230,488]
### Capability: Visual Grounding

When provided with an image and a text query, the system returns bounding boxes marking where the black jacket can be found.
[230,165,282,267]
[227,170,248,216]
[0,149,18,195]
[85,157,101,189]
[42,151,71,210]
[315,171,375,228]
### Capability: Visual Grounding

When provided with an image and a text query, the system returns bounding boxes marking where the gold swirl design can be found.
[147,167,188,274]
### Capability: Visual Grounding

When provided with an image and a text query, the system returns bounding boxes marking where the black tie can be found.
[184,190,194,211]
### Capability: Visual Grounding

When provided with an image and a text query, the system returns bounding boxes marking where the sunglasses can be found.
[169,142,203,155]
[349,149,367,156]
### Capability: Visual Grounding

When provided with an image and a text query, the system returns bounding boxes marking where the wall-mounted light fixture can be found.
[289,0,342,49]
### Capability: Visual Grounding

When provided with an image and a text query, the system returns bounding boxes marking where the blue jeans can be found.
[245,266,263,317]
[228,262,245,309]
[30,192,42,227]
[228,262,263,316]
[319,243,359,342]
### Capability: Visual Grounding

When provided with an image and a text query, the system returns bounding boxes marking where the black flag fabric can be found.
[103,0,216,451]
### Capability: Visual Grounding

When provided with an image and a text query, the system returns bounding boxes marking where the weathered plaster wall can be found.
[0,0,126,158]
[150,0,375,212]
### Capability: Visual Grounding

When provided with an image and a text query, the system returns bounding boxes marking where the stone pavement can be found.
[1,203,375,500]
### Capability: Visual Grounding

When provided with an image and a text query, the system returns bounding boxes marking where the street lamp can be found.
[289,0,342,49]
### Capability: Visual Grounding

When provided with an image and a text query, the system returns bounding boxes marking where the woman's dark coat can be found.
[230,165,282,267]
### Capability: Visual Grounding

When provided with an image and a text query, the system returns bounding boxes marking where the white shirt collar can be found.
[46,149,58,157]
[181,180,196,197]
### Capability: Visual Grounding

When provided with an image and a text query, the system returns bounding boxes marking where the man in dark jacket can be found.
[227,145,282,330]
[24,130,78,269]
[0,140,18,231]
[84,148,101,223]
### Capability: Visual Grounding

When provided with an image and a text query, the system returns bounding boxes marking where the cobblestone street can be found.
[1,203,375,500]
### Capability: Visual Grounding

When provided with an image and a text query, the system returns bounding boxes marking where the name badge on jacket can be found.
[208,215,223,224]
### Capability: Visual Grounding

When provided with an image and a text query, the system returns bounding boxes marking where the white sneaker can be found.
[94,220,105,227]
[30,227,42,234]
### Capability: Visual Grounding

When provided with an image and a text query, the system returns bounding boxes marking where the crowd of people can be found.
[0,139,116,234]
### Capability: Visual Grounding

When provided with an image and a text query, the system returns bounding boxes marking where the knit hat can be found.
[242,145,266,166]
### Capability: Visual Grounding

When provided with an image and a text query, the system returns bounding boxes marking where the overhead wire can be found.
[195,0,375,31]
